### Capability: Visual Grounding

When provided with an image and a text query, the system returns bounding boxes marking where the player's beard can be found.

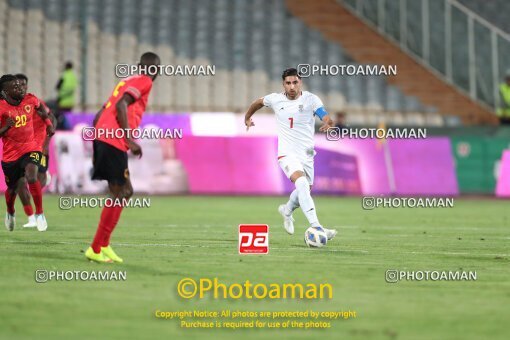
[10,90,25,102]
[286,91,297,99]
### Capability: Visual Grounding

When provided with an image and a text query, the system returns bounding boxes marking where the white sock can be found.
[295,176,320,227]
[285,189,300,215]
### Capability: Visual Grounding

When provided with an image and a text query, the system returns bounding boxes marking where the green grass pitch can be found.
[0,195,508,339]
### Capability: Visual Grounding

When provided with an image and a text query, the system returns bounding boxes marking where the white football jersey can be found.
[263,91,324,158]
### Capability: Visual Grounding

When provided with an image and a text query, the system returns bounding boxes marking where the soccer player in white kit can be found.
[244,68,337,240]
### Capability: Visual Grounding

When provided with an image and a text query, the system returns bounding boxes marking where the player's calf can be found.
[16,178,36,228]
[293,174,321,228]
[4,188,17,231]
[25,163,47,230]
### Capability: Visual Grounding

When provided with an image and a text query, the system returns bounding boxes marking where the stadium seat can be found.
[444,115,463,127]
[405,112,426,126]
[385,85,405,112]
[364,111,383,126]
[425,112,445,127]
[152,1,174,113]
[84,20,100,108]
[230,70,249,112]
[98,32,117,105]
[24,3,44,96]
[387,111,406,126]
[346,76,364,107]
[248,72,269,107]
[118,0,138,57]
[210,70,231,111]
[345,112,367,126]
[190,59,214,111]
[366,76,384,110]
[194,0,210,60]
[404,95,424,113]
[326,92,347,114]
[173,56,193,111]
[150,48,173,111]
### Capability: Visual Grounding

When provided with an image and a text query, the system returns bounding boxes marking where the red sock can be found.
[4,191,17,215]
[23,204,34,216]
[91,206,124,253]
[28,181,43,214]
[102,206,124,247]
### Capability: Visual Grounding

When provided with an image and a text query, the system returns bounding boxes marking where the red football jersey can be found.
[0,94,41,162]
[95,75,153,152]
[32,98,49,150]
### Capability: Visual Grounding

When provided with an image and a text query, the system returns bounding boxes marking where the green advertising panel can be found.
[451,137,510,193]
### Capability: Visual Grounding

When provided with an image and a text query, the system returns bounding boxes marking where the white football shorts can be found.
[278,154,314,185]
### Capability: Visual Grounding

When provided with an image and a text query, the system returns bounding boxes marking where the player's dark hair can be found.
[65,61,73,69]
[140,52,161,66]
[282,68,301,80]
[0,74,17,92]
[15,73,28,83]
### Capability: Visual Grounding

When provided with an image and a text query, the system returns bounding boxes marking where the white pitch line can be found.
[0,239,368,254]
[406,250,509,257]
[41,223,510,233]
[0,241,505,257]
[362,225,509,231]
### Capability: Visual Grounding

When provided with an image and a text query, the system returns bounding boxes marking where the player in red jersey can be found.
[0,74,54,232]
[14,74,57,228]
[86,52,160,263]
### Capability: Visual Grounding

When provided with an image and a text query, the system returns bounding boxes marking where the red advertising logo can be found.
[238,224,269,254]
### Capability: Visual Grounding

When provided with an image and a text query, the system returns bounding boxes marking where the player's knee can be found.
[290,171,305,183]
[123,186,134,199]
[25,172,37,183]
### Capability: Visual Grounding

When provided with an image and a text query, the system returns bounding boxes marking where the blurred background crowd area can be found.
[1,0,510,127]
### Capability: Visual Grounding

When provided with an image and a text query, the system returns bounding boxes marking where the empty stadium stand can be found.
[0,0,501,126]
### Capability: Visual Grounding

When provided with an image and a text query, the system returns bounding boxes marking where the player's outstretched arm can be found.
[244,97,264,131]
[314,106,334,132]
[42,113,58,154]
[319,114,334,132]
[36,105,55,136]
[35,103,49,119]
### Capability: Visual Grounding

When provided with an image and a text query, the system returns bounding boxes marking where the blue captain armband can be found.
[314,106,328,120]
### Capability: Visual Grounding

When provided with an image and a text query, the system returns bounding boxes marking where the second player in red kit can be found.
[13,74,57,229]
[0,74,54,231]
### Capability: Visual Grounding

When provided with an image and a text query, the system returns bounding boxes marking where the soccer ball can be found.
[304,226,328,248]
